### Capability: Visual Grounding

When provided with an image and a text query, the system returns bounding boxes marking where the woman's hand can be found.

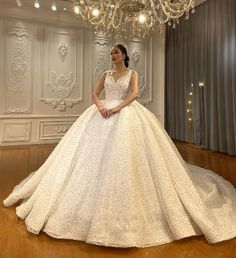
[106,106,121,117]
[98,105,121,119]
[98,106,109,119]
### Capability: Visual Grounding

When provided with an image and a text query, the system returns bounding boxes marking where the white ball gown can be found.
[3,69,236,248]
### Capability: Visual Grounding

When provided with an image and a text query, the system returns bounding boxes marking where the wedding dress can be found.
[3,69,236,248]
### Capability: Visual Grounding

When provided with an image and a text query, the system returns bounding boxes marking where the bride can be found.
[3,44,236,248]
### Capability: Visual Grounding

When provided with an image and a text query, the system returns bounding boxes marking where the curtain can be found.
[165,0,236,156]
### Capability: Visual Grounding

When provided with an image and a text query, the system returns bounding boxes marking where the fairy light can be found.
[198,80,206,146]
[186,82,194,144]
[199,81,205,87]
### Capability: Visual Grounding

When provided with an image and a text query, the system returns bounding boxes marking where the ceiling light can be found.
[74,6,79,14]
[51,2,57,11]
[92,8,100,17]
[34,0,40,8]
[72,0,195,39]
[138,14,146,24]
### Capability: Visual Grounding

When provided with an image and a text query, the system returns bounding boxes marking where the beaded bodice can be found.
[104,70,132,101]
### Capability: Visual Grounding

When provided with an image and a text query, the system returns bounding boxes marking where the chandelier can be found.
[72,0,195,39]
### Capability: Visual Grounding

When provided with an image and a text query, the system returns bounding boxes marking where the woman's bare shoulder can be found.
[130,69,138,77]
[99,69,111,79]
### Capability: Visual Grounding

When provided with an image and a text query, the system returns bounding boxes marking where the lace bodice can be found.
[104,69,132,101]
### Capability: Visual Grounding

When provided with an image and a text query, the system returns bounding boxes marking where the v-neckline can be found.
[110,70,130,83]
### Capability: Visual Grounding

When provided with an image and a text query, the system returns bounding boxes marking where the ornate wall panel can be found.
[38,120,75,140]
[1,120,32,142]
[3,20,33,114]
[128,38,153,105]
[40,26,84,112]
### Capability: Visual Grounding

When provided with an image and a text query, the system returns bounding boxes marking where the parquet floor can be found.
[0,141,236,258]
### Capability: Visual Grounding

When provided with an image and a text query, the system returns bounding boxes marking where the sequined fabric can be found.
[3,69,236,248]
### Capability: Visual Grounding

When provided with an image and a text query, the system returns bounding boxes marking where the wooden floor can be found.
[0,140,236,258]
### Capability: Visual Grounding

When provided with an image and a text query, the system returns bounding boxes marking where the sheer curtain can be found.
[165,0,236,155]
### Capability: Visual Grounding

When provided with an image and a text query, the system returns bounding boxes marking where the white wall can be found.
[0,1,165,146]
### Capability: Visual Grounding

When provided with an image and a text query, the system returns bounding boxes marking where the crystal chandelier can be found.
[72,0,195,39]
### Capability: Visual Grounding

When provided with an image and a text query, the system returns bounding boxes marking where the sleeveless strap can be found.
[128,69,133,77]
[128,69,133,83]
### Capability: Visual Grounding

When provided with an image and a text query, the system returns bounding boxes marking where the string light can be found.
[186,82,194,144]
[199,81,205,88]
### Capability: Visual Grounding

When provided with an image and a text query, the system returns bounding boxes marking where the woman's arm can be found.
[92,71,106,109]
[117,70,139,109]
[92,71,109,119]
[107,70,139,116]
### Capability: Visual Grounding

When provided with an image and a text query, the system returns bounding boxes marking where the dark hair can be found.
[115,44,130,68]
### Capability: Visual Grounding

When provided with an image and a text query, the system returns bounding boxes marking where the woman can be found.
[3,44,236,248]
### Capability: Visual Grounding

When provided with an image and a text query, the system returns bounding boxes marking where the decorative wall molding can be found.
[2,121,32,142]
[54,126,69,133]
[6,104,31,113]
[128,37,153,105]
[138,75,146,97]
[143,37,153,105]
[3,21,33,114]
[40,98,81,112]
[38,120,75,140]
[93,37,111,81]
[41,27,84,112]
[58,42,68,62]
[10,28,28,93]
[40,71,81,111]
[132,48,140,67]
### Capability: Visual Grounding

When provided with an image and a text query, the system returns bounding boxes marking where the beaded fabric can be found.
[3,69,236,248]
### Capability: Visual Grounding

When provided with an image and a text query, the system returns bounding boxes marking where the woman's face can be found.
[111,46,125,65]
